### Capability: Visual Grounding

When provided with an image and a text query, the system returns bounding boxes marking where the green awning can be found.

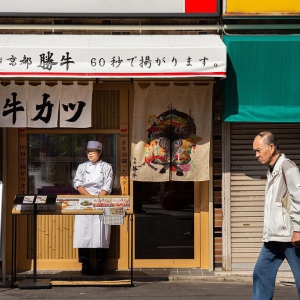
[222,35,300,122]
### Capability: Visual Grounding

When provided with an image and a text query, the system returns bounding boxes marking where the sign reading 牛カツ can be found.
[1,0,220,16]
[0,82,92,128]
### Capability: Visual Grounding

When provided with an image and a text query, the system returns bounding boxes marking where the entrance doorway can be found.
[134,181,194,260]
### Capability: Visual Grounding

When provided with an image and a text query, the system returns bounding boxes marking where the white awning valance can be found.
[0,35,226,78]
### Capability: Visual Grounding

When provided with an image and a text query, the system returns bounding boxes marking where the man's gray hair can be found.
[257,131,280,150]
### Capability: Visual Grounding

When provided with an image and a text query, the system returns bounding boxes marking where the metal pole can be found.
[33,204,37,282]
[130,214,134,287]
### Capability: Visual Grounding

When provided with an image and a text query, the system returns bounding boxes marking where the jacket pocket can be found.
[268,202,293,238]
[281,193,291,213]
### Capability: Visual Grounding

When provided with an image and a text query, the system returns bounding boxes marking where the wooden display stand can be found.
[11,195,133,289]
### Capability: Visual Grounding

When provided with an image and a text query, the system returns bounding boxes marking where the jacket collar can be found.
[268,153,286,177]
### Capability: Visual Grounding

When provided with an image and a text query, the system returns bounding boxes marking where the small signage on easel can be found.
[13,195,57,211]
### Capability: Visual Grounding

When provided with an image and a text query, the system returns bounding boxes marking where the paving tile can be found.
[14,268,225,282]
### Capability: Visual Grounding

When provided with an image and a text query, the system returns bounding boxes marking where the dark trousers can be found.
[78,248,105,263]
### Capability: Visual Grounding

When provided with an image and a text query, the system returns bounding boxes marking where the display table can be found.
[11,195,133,289]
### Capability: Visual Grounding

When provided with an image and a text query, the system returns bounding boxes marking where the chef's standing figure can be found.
[73,141,114,275]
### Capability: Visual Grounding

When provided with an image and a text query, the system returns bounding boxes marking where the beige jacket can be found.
[263,154,300,242]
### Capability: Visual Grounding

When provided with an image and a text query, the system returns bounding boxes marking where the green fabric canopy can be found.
[222,35,300,122]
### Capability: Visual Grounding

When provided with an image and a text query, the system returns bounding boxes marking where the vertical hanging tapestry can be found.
[0,81,27,127]
[0,81,93,128]
[131,81,213,182]
[60,81,93,128]
[27,82,59,128]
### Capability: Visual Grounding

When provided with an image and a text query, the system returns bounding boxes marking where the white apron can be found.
[73,160,113,248]
[73,215,111,248]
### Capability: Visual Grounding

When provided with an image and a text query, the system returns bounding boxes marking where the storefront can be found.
[0,34,227,272]
[222,35,300,271]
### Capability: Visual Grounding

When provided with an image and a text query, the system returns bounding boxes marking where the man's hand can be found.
[291,231,300,249]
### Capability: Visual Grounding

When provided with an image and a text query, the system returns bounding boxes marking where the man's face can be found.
[86,149,101,163]
[253,136,275,165]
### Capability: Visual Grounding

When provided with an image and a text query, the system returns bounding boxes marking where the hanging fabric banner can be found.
[0,81,27,127]
[0,81,93,128]
[59,82,93,128]
[131,81,213,182]
[27,82,59,128]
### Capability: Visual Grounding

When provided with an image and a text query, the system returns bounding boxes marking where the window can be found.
[28,134,120,195]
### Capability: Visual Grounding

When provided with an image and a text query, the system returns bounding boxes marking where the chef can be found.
[73,140,114,275]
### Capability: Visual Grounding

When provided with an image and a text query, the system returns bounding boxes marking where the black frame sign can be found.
[1,0,220,17]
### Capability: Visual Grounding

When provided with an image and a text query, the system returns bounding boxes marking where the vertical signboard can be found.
[18,129,28,195]
[120,124,129,196]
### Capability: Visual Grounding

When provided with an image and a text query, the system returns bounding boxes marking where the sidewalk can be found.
[5,268,296,287]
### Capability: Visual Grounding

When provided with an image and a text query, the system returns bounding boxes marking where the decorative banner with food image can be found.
[79,198,94,210]
[56,198,80,210]
[55,196,131,211]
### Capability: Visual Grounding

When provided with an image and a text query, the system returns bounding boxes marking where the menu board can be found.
[56,196,131,211]
[13,195,57,211]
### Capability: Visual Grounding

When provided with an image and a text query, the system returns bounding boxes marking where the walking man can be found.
[252,131,300,299]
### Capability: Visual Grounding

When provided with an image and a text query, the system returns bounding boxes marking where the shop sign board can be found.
[224,0,300,15]
[0,82,93,128]
[0,35,227,78]
[1,0,220,17]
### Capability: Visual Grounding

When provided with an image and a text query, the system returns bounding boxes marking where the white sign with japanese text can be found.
[27,82,59,128]
[0,35,226,78]
[0,82,27,127]
[0,82,93,128]
[60,82,93,128]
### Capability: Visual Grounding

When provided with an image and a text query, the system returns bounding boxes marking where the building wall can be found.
[4,12,296,270]
[0,15,225,270]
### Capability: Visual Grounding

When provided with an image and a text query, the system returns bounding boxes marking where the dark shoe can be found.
[81,262,94,275]
[95,259,104,275]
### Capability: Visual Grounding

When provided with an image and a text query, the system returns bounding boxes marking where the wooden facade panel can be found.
[92,90,120,129]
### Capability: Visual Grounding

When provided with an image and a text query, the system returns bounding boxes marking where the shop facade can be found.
[0,32,227,273]
[2,0,300,277]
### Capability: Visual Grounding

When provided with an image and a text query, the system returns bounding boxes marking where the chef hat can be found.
[87,141,102,150]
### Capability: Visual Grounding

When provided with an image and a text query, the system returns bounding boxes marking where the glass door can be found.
[134,181,195,261]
